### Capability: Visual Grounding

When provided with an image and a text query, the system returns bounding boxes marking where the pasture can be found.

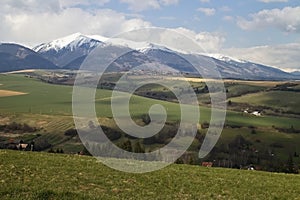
[230,91,300,114]
[0,150,300,200]
[0,74,299,128]
[0,74,299,164]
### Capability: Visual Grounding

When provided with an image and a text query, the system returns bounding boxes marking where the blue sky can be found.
[0,0,299,71]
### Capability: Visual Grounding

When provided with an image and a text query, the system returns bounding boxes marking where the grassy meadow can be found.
[1,73,300,199]
[0,74,300,159]
[0,74,299,128]
[1,150,300,200]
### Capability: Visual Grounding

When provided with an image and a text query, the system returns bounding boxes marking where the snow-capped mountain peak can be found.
[204,53,248,64]
[33,33,103,53]
[137,43,174,53]
[88,35,177,53]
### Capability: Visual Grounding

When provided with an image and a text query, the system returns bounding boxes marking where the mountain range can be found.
[0,33,299,80]
[0,43,57,72]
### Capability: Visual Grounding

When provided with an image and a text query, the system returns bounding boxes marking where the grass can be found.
[1,74,299,128]
[1,150,300,200]
[230,91,300,114]
[1,74,300,156]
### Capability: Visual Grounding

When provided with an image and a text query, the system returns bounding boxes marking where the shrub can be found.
[64,129,78,137]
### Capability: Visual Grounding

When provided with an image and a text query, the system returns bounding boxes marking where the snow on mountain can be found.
[88,34,149,50]
[33,33,104,67]
[204,53,247,64]
[137,43,174,53]
[29,33,299,80]
[33,33,102,53]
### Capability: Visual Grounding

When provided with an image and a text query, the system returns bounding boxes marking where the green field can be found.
[1,74,300,169]
[230,91,300,114]
[1,150,300,200]
[0,74,299,129]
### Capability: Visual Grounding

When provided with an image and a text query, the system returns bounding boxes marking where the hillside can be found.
[0,43,57,72]
[1,150,300,199]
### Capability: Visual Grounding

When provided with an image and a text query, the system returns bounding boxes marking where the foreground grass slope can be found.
[1,150,300,200]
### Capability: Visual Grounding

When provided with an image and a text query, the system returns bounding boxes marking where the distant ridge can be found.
[0,33,298,80]
[0,43,57,72]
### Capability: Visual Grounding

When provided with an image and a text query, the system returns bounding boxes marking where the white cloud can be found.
[119,0,178,12]
[197,7,216,16]
[223,16,234,22]
[0,1,151,47]
[120,0,160,11]
[160,0,179,6]
[60,0,110,7]
[1,0,61,13]
[175,27,225,53]
[199,0,210,3]
[237,6,300,33]
[258,0,288,3]
[223,43,300,71]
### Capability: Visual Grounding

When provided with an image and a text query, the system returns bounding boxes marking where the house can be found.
[251,111,262,116]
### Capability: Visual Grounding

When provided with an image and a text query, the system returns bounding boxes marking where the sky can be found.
[0,0,299,71]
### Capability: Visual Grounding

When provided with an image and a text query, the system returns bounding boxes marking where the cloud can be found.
[237,6,300,33]
[60,0,110,7]
[219,6,231,12]
[175,27,225,53]
[199,0,210,3]
[258,0,288,3]
[197,7,216,16]
[160,0,179,6]
[119,0,160,11]
[1,0,61,13]
[0,1,151,47]
[119,0,178,12]
[223,16,234,22]
[222,43,300,71]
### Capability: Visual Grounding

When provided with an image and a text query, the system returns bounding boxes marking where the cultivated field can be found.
[0,90,27,97]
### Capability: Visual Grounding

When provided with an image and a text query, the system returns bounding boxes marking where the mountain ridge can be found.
[0,43,58,72]
[0,33,299,80]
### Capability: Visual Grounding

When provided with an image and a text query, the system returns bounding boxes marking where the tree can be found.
[286,154,298,174]
[134,142,145,153]
[82,142,92,156]
[120,140,133,152]
[64,129,78,137]
[142,114,151,125]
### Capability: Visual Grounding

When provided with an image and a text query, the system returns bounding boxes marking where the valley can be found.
[0,73,299,173]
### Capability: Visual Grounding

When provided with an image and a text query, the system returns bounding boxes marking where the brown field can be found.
[0,90,27,97]
[4,69,36,74]
[163,77,300,87]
